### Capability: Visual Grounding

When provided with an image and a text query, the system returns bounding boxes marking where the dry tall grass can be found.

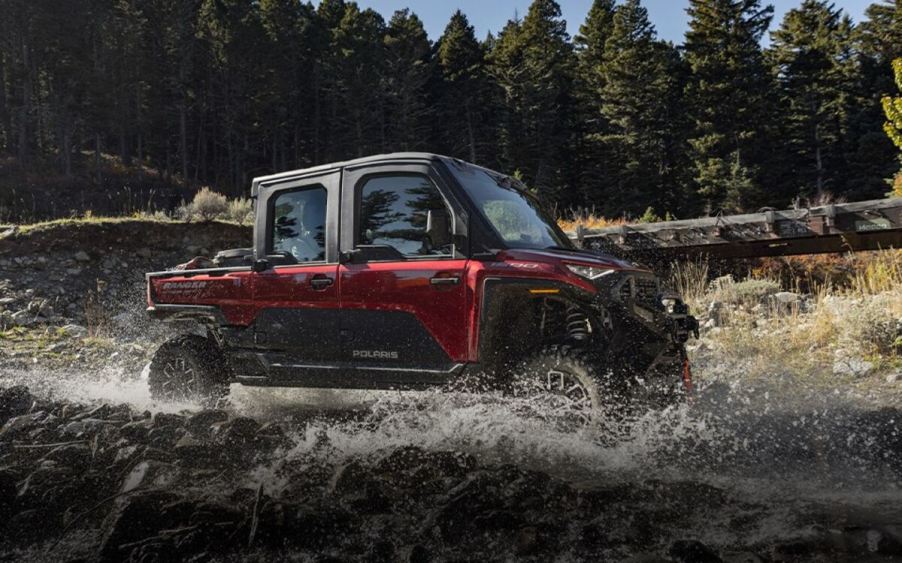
[688,249,902,387]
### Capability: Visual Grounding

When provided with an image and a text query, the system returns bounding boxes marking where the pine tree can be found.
[770,0,858,200]
[433,10,494,163]
[573,0,617,205]
[383,9,432,152]
[598,0,688,216]
[490,0,579,204]
[684,0,774,213]
[327,4,386,160]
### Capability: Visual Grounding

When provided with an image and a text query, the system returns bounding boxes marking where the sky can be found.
[314,0,874,45]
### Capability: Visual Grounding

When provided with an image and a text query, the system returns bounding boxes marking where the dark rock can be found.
[0,385,34,424]
[186,410,229,437]
[515,526,541,556]
[17,466,76,507]
[342,479,392,515]
[73,403,112,421]
[98,490,180,562]
[5,508,57,543]
[375,447,477,486]
[188,501,243,526]
[722,552,765,563]
[0,412,45,439]
[329,460,373,495]
[42,443,92,466]
[401,544,431,563]
[218,416,260,447]
[118,420,152,442]
[368,539,396,562]
[669,540,723,563]
[0,468,17,519]
[256,502,352,550]
[152,412,185,429]
[147,424,185,449]
[62,418,110,437]
[173,434,224,468]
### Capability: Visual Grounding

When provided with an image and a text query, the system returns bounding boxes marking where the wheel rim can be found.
[518,367,595,427]
[161,356,202,400]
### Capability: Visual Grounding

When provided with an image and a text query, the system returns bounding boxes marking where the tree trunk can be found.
[94,133,102,184]
[180,99,188,185]
[17,39,32,165]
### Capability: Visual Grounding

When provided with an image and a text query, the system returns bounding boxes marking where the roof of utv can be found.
[250,152,452,197]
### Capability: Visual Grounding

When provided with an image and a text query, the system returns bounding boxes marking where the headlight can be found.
[661,297,677,313]
[566,264,614,280]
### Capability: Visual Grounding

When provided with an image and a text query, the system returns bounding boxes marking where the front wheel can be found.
[512,345,618,429]
[148,334,229,405]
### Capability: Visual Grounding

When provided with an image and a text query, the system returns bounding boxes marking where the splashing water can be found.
[3,361,902,559]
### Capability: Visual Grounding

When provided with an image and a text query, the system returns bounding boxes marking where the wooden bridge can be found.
[566,198,902,260]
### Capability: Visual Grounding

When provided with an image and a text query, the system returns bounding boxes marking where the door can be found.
[253,171,341,368]
[339,164,469,374]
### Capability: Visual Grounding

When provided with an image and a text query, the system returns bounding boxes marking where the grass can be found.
[686,249,902,390]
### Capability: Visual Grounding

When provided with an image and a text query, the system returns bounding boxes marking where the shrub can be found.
[190,187,228,222]
[227,197,254,225]
[711,278,781,307]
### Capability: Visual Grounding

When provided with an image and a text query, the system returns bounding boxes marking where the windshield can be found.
[451,164,572,250]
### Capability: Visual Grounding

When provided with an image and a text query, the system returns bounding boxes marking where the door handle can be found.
[430,276,460,286]
[310,275,334,290]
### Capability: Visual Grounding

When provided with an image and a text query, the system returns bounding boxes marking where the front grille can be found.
[614,274,660,309]
[635,277,660,307]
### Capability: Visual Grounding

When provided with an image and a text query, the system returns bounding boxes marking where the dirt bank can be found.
[0,219,250,370]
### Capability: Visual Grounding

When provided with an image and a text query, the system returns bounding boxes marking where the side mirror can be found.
[425,209,452,249]
[251,259,271,273]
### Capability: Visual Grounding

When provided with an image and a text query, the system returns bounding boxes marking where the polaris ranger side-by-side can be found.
[145,153,698,414]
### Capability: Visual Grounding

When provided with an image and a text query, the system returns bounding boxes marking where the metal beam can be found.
[566,198,902,260]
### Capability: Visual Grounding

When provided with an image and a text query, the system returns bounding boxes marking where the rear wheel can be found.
[148,334,229,405]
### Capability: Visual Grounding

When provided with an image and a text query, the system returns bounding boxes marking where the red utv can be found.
[145,153,697,416]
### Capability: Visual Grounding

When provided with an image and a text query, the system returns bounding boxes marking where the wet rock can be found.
[256,502,352,550]
[669,539,722,563]
[514,525,541,555]
[329,460,373,495]
[173,434,224,468]
[342,479,392,515]
[400,544,431,563]
[120,460,180,493]
[152,412,186,428]
[147,424,185,449]
[62,418,110,437]
[186,409,229,437]
[0,385,34,424]
[0,412,45,439]
[42,443,92,466]
[98,490,180,562]
[5,508,56,542]
[0,469,17,519]
[375,446,477,487]
[118,419,152,442]
[217,416,260,448]
[722,552,765,563]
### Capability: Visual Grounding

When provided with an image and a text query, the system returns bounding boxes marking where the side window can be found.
[357,175,453,257]
[270,186,327,263]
